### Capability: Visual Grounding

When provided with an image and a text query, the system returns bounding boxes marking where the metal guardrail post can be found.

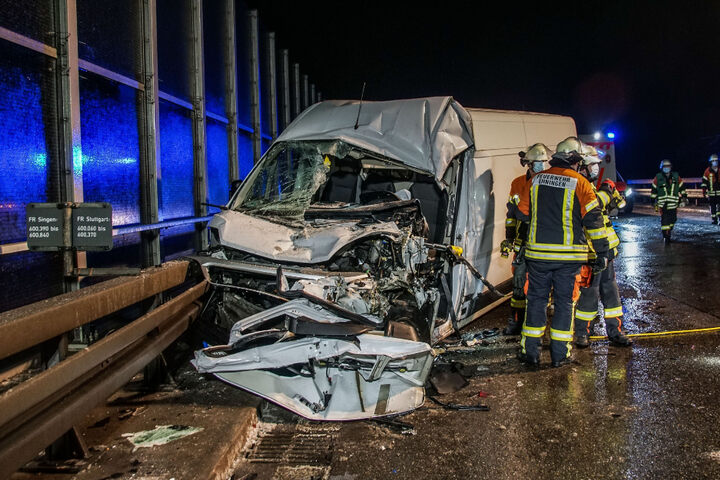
[279,49,291,130]
[302,74,309,111]
[248,10,261,163]
[266,32,278,140]
[54,0,86,289]
[310,83,316,105]
[224,0,239,182]
[190,0,208,251]
[139,0,162,267]
[292,63,301,119]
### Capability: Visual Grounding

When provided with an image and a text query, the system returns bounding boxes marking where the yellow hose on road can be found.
[589,326,720,341]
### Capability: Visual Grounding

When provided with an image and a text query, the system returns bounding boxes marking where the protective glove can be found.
[500,239,513,258]
[599,181,616,195]
[591,255,608,275]
[681,197,689,207]
[703,189,708,199]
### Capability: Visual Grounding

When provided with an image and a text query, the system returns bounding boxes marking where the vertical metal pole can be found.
[279,49,290,130]
[224,0,239,182]
[50,0,84,449]
[317,91,323,102]
[139,0,161,267]
[190,0,208,251]
[265,32,278,139]
[248,10,261,163]
[292,63,300,118]
[54,0,85,291]
[302,74,309,110]
[310,83,316,105]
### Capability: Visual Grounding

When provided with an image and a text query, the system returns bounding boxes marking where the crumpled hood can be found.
[210,209,403,264]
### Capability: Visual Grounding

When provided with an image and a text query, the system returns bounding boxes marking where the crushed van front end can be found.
[191,97,476,420]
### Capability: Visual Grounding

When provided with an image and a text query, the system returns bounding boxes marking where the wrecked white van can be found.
[190,97,576,420]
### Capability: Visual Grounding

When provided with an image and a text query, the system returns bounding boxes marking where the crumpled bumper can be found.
[192,299,433,421]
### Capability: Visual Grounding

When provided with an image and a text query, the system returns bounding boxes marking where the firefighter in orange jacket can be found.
[702,154,720,224]
[501,143,552,335]
[515,137,609,368]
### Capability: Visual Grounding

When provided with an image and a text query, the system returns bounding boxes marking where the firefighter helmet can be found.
[659,159,672,170]
[553,136,583,164]
[580,143,602,165]
[525,143,553,162]
[709,154,718,163]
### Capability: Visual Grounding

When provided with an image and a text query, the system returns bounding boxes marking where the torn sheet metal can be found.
[224,298,383,343]
[276,97,474,183]
[193,334,432,421]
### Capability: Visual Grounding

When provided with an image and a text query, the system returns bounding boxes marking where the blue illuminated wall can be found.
[203,0,226,118]
[207,119,230,211]
[80,74,141,226]
[0,0,317,312]
[0,40,64,310]
[77,0,140,80]
[157,0,191,102]
[159,100,194,220]
[0,43,52,244]
[239,133,255,179]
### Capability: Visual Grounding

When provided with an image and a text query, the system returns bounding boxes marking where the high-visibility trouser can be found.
[660,206,678,231]
[510,253,527,309]
[521,261,581,362]
[574,260,624,338]
[709,197,720,220]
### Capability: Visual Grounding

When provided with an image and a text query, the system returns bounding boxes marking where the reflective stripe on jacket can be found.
[595,188,620,250]
[505,172,533,245]
[516,166,609,262]
[651,172,687,209]
[702,167,720,197]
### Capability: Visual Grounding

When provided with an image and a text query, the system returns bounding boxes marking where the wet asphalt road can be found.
[235,206,720,480]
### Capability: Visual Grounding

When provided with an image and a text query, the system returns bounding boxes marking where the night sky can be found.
[251,1,720,180]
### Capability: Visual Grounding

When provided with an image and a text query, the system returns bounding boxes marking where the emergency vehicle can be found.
[579,134,633,213]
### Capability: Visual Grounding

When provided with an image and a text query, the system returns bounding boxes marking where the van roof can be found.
[275,97,474,182]
[466,108,577,152]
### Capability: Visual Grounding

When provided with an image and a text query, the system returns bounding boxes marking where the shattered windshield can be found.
[232,141,351,218]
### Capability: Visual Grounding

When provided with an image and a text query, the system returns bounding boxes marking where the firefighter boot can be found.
[609,333,633,347]
[713,217,718,225]
[517,351,540,369]
[663,229,671,244]
[574,319,590,348]
[503,308,524,335]
[551,357,573,368]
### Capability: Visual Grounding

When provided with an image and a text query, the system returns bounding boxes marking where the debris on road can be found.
[122,425,203,451]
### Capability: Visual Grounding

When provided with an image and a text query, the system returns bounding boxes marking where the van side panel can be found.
[458,109,577,319]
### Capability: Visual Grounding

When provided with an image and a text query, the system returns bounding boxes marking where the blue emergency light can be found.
[607,132,616,139]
